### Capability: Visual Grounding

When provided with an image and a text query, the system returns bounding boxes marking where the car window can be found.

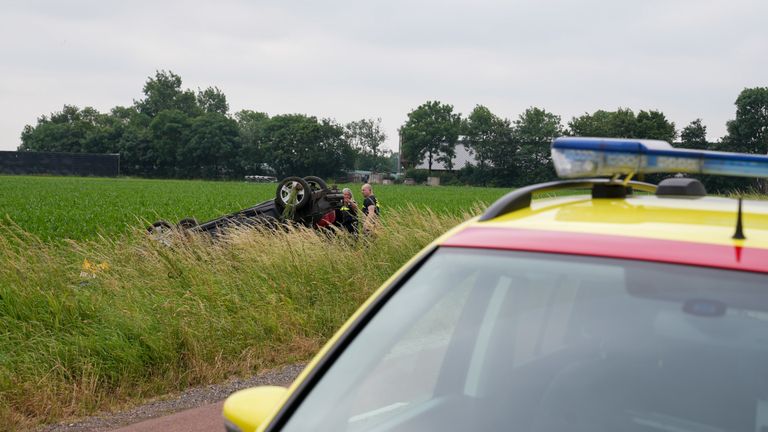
[344,272,472,429]
[279,248,768,432]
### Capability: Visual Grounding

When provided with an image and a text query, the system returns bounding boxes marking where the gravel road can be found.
[37,363,305,432]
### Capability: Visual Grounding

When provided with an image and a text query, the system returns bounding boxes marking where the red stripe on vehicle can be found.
[442,227,768,273]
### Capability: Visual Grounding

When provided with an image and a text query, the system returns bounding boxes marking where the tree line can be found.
[19,71,392,179]
[18,70,768,191]
[400,88,768,190]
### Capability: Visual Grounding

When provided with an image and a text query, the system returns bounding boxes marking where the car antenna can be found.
[733,197,746,240]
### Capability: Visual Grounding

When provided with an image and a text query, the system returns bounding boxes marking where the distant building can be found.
[413,143,477,172]
[345,170,372,183]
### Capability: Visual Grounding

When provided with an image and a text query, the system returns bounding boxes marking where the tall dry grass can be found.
[0,206,472,430]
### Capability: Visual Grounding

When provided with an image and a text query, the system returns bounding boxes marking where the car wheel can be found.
[177,217,199,229]
[303,176,328,191]
[147,220,174,244]
[275,177,312,210]
[148,220,173,233]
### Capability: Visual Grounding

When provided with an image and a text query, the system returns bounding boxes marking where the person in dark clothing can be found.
[361,183,380,217]
[361,183,380,234]
[335,187,359,235]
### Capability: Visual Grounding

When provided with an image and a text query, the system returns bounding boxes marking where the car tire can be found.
[177,218,199,229]
[303,176,328,191]
[148,220,173,233]
[147,220,174,244]
[275,176,311,210]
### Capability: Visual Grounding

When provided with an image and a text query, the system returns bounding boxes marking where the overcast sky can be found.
[1,0,766,152]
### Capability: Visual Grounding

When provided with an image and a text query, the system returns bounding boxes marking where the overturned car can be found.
[148,176,343,237]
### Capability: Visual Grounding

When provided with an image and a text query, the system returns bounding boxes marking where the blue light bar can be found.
[551,137,768,179]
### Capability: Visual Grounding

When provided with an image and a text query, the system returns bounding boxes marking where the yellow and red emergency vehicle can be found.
[225,137,768,432]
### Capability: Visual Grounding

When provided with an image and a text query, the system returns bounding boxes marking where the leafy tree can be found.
[235,110,271,174]
[568,108,675,142]
[111,107,153,176]
[344,118,387,170]
[636,110,676,142]
[18,71,243,179]
[259,114,352,178]
[19,105,114,154]
[20,105,76,152]
[320,118,356,177]
[135,70,200,118]
[80,108,129,154]
[724,87,768,155]
[197,87,229,115]
[400,101,462,173]
[182,113,240,178]
[678,119,707,149]
[718,87,768,192]
[512,107,564,184]
[464,106,511,169]
[463,105,513,185]
[148,109,192,177]
[18,104,163,176]
[568,108,637,138]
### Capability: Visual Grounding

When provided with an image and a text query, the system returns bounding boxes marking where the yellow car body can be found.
[225,176,768,432]
[224,134,768,431]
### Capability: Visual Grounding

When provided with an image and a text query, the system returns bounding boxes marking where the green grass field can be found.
[0,175,509,241]
[4,174,754,430]
[0,175,513,430]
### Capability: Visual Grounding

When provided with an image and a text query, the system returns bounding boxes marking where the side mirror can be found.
[223,386,289,432]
